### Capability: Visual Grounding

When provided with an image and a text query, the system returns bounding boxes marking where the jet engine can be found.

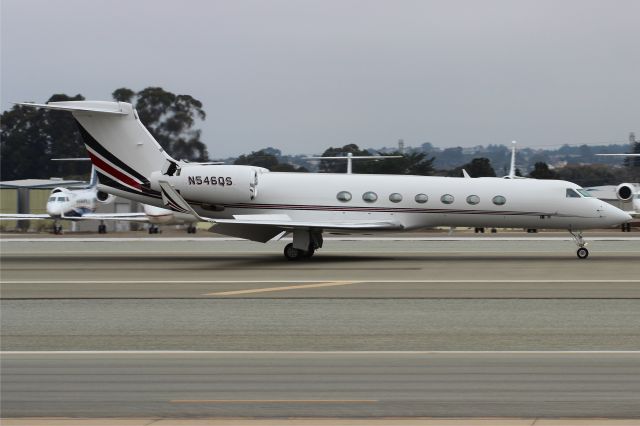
[96,191,115,204]
[616,183,638,201]
[150,165,267,205]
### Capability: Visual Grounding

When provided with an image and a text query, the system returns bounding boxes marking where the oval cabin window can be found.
[362,191,378,203]
[440,194,455,204]
[415,193,428,203]
[492,195,506,205]
[466,195,480,205]
[389,193,403,203]
[336,191,352,202]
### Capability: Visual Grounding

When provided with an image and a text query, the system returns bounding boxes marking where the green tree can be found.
[1,93,86,181]
[234,149,307,172]
[359,151,435,175]
[528,162,557,180]
[112,87,209,161]
[448,157,496,177]
[555,164,627,187]
[318,144,371,173]
[318,144,434,175]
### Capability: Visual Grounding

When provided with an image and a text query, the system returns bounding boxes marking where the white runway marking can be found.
[3,350,640,355]
[2,236,640,242]
[3,279,640,284]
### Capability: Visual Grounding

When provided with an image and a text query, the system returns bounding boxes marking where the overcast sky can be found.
[2,0,638,157]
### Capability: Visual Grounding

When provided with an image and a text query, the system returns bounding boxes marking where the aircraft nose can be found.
[603,203,632,225]
[46,203,60,216]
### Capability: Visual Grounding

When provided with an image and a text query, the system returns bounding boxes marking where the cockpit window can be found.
[576,189,592,197]
[566,189,581,198]
[48,196,55,202]
[56,196,66,201]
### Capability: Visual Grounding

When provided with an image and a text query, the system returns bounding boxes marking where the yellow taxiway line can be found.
[170,399,378,404]
[203,280,362,296]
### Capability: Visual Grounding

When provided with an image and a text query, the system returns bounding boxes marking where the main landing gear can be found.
[283,230,323,260]
[98,221,107,234]
[569,230,589,259]
[187,225,197,234]
[148,225,160,234]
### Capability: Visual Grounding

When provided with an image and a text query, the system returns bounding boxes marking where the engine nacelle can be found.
[149,165,268,204]
[616,183,638,201]
[96,191,115,204]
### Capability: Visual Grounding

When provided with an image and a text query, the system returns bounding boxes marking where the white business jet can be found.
[0,169,139,234]
[587,153,640,231]
[1,167,199,234]
[17,101,631,259]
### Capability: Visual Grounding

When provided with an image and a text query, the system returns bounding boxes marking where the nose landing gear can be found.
[569,230,589,259]
[52,222,63,235]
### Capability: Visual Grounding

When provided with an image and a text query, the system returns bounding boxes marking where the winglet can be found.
[462,169,471,179]
[16,101,128,115]
[158,181,216,223]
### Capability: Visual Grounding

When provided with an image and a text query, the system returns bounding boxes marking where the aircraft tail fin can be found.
[88,165,98,188]
[51,157,96,188]
[19,101,179,201]
[507,141,517,178]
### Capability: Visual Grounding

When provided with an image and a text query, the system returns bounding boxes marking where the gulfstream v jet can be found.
[18,101,632,259]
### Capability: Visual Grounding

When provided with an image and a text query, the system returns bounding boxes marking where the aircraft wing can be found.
[158,181,402,236]
[0,213,51,220]
[214,217,401,230]
[63,212,151,222]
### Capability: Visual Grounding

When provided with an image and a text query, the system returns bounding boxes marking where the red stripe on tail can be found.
[87,152,141,190]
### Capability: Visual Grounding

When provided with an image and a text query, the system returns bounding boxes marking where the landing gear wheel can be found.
[53,225,63,235]
[302,247,315,258]
[187,225,197,234]
[577,247,589,259]
[149,225,159,234]
[284,243,302,260]
[98,224,107,234]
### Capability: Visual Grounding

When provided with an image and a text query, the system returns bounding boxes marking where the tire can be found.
[576,247,589,259]
[284,243,301,260]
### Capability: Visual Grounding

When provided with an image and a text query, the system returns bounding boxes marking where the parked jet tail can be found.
[51,157,97,189]
[18,101,178,202]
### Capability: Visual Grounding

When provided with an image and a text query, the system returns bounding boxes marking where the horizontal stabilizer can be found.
[16,102,128,115]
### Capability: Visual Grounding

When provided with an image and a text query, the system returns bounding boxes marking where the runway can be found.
[1,236,640,419]
[2,352,640,418]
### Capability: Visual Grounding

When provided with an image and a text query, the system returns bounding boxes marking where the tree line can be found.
[1,89,638,185]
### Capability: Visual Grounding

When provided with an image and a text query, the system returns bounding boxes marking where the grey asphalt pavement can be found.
[1,237,640,419]
[2,352,640,418]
